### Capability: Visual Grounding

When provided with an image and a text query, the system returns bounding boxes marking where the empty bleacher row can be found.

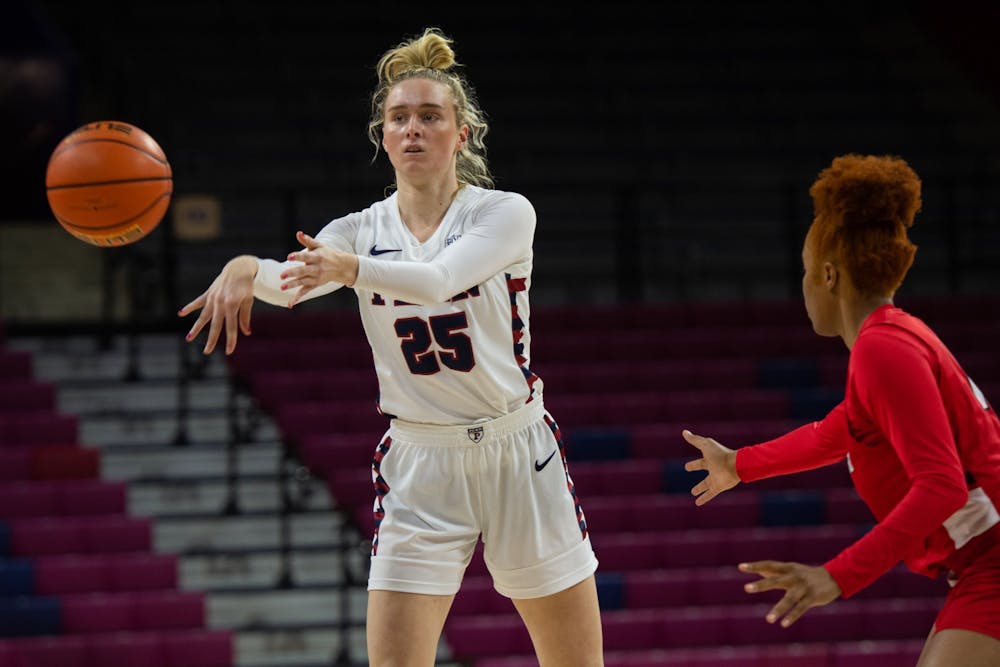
[0,326,233,667]
[224,293,999,665]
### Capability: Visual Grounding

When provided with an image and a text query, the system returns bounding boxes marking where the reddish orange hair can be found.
[806,154,922,297]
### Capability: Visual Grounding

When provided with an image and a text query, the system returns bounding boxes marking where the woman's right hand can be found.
[682,429,741,505]
[178,255,258,355]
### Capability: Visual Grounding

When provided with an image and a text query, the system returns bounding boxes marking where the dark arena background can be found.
[1,1,998,665]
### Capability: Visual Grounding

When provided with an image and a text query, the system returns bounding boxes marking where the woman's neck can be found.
[395,177,463,243]
[840,293,893,349]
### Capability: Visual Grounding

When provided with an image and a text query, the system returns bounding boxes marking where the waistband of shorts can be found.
[946,519,1000,578]
[388,399,547,447]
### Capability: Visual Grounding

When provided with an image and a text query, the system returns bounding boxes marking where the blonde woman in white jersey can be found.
[179,28,603,667]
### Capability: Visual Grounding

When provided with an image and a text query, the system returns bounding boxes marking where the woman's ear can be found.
[823,262,839,291]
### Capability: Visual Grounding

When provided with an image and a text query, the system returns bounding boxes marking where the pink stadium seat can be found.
[276,401,387,441]
[444,614,535,658]
[583,492,758,535]
[131,591,205,630]
[31,446,100,480]
[81,516,153,553]
[300,434,376,478]
[11,516,152,557]
[623,570,695,609]
[159,629,235,667]
[0,413,78,446]
[568,460,662,497]
[0,481,127,520]
[796,603,864,643]
[450,577,515,616]
[825,487,873,524]
[55,480,128,516]
[831,639,924,667]
[245,310,365,340]
[227,339,372,384]
[660,606,729,649]
[106,553,179,591]
[0,447,33,481]
[328,470,375,510]
[0,382,55,412]
[0,350,32,379]
[88,633,165,667]
[61,593,134,634]
[0,484,59,518]
[630,419,803,459]
[690,567,760,606]
[10,518,85,556]
[34,553,176,595]
[7,635,89,667]
[250,369,379,412]
[57,591,204,634]
[784,524,859,563]
[600,609,663,651]
[862,598,939,640]
[34,555,109,595]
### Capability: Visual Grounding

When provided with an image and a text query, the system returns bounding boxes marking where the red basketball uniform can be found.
[736,305,1000,637]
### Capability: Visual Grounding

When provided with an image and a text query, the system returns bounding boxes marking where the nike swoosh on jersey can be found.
[370,245,402,256]
[534,449,557,472]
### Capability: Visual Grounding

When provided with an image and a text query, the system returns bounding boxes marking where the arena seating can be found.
[0,330,233,667]
[228,293,997,665]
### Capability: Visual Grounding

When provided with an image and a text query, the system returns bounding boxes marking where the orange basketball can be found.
[45,120,172,247]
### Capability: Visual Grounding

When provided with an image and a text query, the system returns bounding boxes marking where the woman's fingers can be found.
[185,305,213,342]
[682,429,710,451]
[178,292,207,318]
[203,306,225,355]
[224,307,239,356]
[288,286,314,309]
[684,458,706,472]
[239,296,253,336]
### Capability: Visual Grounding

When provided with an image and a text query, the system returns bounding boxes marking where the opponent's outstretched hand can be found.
[682,429,740,505]
[178,255,257,356]
[739,560,842,627]
[282,231,359,308]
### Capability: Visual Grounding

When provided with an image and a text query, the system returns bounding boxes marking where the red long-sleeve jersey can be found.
[735,305,1000,598]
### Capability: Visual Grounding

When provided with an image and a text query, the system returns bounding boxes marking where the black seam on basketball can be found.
[50,138,170,167]
[56,191,172,232]
[48,176,173,190]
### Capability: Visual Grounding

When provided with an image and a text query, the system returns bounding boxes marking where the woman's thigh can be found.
[511,575,604,667]
[366,590,455,667]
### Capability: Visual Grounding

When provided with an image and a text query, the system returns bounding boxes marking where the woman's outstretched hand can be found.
[739,560,842,627]
[682,429,740,505]
[178,254,257,356]
[282,231,359,308]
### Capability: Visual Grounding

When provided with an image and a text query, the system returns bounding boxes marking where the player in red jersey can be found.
[684,154,1000,666]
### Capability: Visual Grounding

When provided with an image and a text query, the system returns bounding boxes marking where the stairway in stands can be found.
[232,294,1000,667]
[0,328,377,666]
[0,326,232,665]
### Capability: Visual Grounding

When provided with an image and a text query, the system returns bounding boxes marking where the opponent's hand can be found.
[682,429,740,505]
[739,560,842,627]
[282,231,359,307]
[178,255,257,355]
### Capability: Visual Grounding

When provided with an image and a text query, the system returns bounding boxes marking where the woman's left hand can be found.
[281,231,359,307]
[739,560,842,627]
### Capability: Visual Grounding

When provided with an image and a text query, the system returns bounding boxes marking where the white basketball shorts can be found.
[367,398,598,599]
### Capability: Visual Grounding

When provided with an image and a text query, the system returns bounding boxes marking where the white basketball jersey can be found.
[254,185,543,425]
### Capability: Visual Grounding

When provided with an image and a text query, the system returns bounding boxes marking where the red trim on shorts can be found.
[371,436,393,556]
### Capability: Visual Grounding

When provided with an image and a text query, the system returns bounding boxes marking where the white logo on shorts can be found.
[467,426,484,443]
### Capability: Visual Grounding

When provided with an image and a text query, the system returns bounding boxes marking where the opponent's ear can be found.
[823,262,839,291]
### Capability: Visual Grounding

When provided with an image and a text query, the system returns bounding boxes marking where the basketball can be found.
[45,121,173,247]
